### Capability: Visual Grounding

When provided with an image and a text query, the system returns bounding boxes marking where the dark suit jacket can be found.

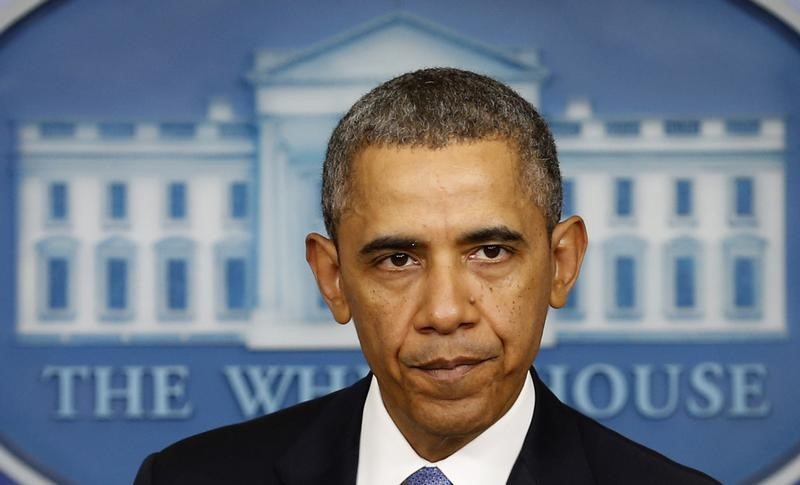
[134,369,718,484]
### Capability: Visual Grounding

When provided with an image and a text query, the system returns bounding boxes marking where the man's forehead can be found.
[352,137,518,160]
[346,140,529,211]
[336,140,546,243]
[349,139,521,182]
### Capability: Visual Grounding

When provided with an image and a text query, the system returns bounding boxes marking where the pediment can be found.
[250,13,547,85]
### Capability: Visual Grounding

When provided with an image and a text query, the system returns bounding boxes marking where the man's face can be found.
[307,139,585,458]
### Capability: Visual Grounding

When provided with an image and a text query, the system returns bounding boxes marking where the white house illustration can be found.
[15,13,786,349]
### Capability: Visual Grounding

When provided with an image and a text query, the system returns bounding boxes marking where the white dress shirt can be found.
[356,373,535,485]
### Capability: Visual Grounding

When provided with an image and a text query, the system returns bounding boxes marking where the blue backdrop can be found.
[1,1,799,483]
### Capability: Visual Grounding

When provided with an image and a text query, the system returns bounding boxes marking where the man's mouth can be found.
[413,357,488,382]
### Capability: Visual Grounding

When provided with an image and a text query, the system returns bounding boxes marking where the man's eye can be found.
[379,253,416,268]
[473,245,507,261]
[390,253,411,266]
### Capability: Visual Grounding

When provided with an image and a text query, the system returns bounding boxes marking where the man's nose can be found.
[414,259,479,334]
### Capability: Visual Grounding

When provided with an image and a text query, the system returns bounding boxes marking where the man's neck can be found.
[379,379,527,462]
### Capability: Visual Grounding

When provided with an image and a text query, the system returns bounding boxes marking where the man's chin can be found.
[411,396,497,439]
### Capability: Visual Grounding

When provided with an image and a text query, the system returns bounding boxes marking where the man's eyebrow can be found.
[458,226,525,245]
[359,236,425,256]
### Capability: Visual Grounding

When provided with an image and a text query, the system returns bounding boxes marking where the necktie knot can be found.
[401,466,453,485]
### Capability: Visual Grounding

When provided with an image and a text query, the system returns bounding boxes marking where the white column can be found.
[255,117,288,321]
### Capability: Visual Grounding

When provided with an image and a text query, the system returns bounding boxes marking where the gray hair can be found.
[321,67,561,240]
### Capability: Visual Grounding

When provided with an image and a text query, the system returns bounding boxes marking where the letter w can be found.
[223,366,295,418]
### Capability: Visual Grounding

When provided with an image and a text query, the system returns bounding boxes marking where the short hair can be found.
[321,67,561,240]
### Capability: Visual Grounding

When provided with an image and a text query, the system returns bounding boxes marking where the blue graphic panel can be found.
[0,3,798,485]
[231,182,248,219]
[615,178,633,217]
[109,182,127,220]
[665,119,700,136]
[168,182,187,220]
[167,259,187,311]
[726,119,760,135]
[675,257,695,308]
[39,122,74,138]
[49,182,67,221]
[734,257,755,309]
[220,122,255,138]
[606,120,640,136]
[47,258,68,310]
[675,179,692,217]
[160,122,195,138]
[615,256,635,308]
[107,258,127,310]
[99,122,135,138]
[722,235,764,320]
[225,258,246,310]
[735,177,754,217]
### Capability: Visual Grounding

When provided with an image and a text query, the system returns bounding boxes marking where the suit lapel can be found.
[272,369,594,484]
[507,368,595,484]
[274,376,371,485]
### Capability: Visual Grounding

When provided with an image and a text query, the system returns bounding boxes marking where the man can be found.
[135,68,717,484]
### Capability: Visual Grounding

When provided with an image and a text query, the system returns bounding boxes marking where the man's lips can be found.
[411,357,489,382]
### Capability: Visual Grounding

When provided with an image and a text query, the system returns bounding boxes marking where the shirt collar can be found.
[357,372,535,485]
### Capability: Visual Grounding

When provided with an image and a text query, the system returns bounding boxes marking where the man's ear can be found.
[305,233,352,324]
[549,216,588,308]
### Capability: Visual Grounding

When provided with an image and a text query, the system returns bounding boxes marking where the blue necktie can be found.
[401,466,453,485]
